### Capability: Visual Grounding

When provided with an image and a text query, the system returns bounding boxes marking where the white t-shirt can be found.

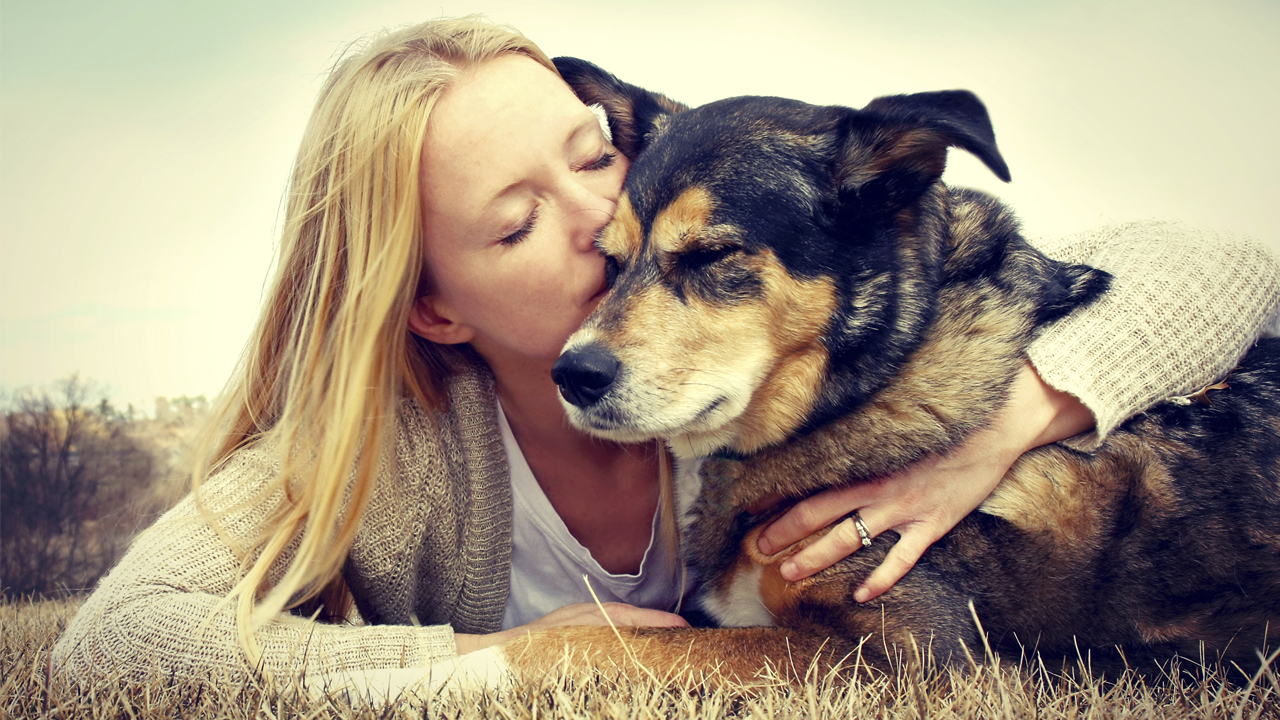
[497,401,689,629]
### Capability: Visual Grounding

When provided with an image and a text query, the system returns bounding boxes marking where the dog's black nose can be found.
[552,344,620,408]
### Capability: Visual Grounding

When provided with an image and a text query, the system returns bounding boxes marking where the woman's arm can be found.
[51,447,458,687]
[758,221,1280,599]
[758,362,1092,599]
[1028,221,1280,445]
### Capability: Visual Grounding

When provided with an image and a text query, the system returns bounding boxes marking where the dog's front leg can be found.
[495,625,863,689]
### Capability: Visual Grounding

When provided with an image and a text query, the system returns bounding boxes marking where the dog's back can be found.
[975,339,1280,667]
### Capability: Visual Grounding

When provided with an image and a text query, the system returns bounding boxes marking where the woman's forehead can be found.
[418,54,599,227]
[426,55,579,150]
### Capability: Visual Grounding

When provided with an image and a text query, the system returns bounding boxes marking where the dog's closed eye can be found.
[604,255,622,287]
[681,244,741,270]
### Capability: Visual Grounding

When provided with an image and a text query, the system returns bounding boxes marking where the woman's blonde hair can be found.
[191,17,557,662]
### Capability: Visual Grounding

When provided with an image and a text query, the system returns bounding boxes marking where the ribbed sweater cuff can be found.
[1028,222,1280,450]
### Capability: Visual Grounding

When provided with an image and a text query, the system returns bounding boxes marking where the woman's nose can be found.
[562,181,619,251]
[558,152,627,251]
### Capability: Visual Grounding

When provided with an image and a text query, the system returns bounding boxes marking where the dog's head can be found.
[551,58,1015,459]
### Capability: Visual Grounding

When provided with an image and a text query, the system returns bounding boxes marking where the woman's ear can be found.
[407,296,475,345]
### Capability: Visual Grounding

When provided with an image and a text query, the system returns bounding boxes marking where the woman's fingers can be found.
[466,603,689,655]
[777,513,869,581]
[757,483,871,556]
[563,602,690,628]
[605,603,691,627]
[852,525,939,602]
[775,505,947,599]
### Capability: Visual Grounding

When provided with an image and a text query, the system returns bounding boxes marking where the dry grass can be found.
[3,596,1276,719]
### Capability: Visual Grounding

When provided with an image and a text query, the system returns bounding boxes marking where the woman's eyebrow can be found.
[566,109,602,146]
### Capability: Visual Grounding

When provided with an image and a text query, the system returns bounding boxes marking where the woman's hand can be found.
[455,602,689,655]
[756,361,1096,602]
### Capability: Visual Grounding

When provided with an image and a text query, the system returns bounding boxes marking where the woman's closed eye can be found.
[498,143,617,247]
[500,207,540,246]
[576,151,617,173]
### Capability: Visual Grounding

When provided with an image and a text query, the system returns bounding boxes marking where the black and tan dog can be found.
[436,60,1280,688]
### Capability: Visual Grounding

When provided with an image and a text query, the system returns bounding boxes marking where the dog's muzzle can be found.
[552,343,621,408]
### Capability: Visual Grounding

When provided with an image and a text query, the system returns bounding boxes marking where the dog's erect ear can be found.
[1035,261,1112,326]
[837,90,1010,212]
[553,57,688,159]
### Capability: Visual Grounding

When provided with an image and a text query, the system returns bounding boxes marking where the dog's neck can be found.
[701,186,1097,508]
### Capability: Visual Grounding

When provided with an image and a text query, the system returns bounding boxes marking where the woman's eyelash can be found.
[579,151,617,172]
[499,151,614,246]
[500,207,539,246]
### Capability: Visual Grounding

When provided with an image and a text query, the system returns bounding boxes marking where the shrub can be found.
[1,376,157,598]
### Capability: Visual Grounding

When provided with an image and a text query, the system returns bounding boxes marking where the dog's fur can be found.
[463,59,1280,687]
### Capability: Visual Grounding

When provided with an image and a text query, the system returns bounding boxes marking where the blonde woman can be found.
[53,16,1280,689]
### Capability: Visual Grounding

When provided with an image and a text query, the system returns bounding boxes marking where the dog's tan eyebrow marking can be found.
[652,186,716,255]
[600,194,642,259]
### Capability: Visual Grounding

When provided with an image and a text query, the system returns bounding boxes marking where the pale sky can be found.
[2,0,1277,412]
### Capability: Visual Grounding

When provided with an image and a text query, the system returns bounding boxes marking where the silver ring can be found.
[853,511,873,548]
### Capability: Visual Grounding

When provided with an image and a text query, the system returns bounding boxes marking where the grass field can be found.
[3,596,1276,719]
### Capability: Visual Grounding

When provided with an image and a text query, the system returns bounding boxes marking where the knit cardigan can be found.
[52,222,1280,686]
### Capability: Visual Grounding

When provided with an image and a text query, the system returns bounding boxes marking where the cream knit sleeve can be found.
[1026,221,1280,448]
[51,445,458,688]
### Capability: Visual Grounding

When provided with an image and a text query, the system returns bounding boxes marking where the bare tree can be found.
[1,375,157,598]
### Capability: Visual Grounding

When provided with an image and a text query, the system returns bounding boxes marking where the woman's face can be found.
[413,53,629,373]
